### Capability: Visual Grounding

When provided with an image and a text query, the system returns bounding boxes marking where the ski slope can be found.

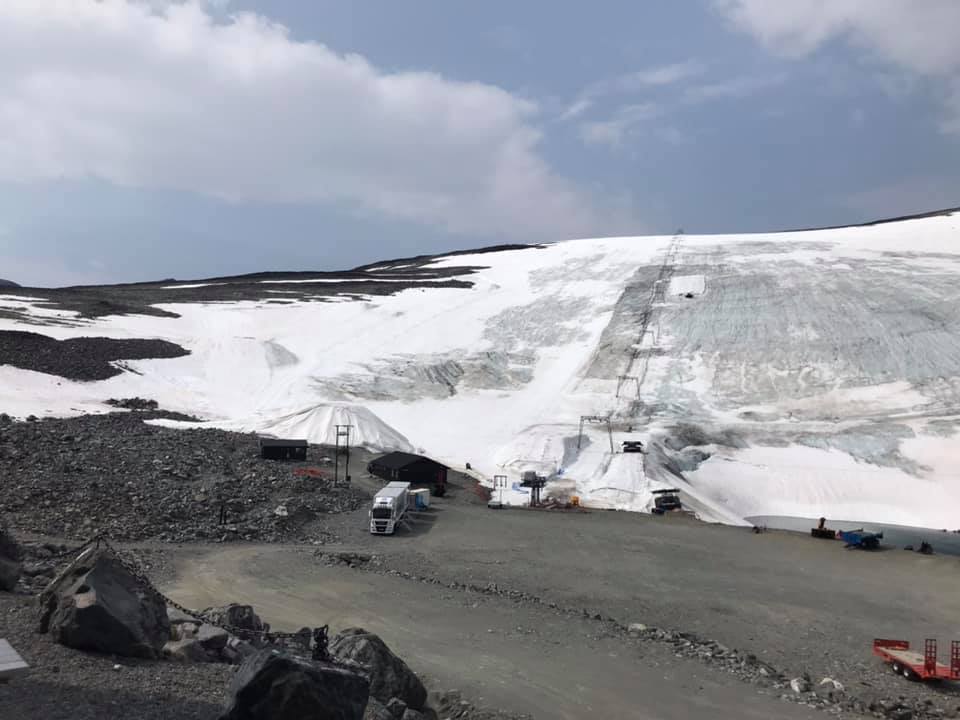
[2,210,960,528]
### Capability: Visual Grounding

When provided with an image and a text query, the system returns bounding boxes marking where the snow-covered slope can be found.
[3,211,960,528]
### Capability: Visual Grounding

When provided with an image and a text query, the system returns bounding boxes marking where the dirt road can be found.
[167,544,821,720]
[163,483,960,718]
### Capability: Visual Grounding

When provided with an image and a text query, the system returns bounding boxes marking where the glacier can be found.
[2,210,959,528]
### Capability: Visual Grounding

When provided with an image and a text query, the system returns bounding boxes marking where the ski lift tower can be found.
[615,375,640,400]
[520,471,547,507]
[578,414,614,453]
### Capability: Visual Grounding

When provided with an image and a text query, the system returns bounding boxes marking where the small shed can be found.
[367,452,447,496]
[259,437,308,461]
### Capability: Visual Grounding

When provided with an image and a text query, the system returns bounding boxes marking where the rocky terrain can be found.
[0,412,368,543]
[0,246,526,321]
[0,330,189,381]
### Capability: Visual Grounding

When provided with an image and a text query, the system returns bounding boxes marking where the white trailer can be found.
[369,481,410,535]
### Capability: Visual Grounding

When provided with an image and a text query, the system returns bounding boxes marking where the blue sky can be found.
[1,0,958,286]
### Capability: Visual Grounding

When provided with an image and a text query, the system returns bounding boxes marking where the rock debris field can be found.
[0,411,368,543]
[0,330,189,381]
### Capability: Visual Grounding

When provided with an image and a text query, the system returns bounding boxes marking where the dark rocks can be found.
[385,698,407,718]
[0,412,368,543]
[0,521,23,591]
[167,605,259,664]
[105,397,159,411]
[38,547,170,658]
[198,623,231,652]
[0,330,189,381]
[202,604,270,636]
[218,648,370,720]
[331,628,427,711]
[222,635,259,665]
[364,698,395,720]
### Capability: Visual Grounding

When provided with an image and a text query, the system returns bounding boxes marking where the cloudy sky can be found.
[1,1,959,286]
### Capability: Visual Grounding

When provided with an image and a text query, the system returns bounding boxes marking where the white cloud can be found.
[0,0,618,241]
[580,61,703,104]
[579,104,662,148]
[562,61,702,123]
[716,0,960,133]
[559,98,593,121]
[683,74,785,103]
[604,61,705,92]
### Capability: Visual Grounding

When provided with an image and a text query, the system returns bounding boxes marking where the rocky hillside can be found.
[0,411,368,543]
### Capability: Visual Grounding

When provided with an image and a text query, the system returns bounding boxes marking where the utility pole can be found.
[334,424,353,485]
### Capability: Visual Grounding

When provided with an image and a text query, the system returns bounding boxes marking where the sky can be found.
[1,0,959,287]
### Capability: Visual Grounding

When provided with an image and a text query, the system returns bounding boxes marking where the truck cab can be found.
[369,482,410,535]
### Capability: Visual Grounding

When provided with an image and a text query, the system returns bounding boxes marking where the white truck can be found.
[369,482,410,535]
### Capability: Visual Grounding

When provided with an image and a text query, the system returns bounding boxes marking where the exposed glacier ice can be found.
[2,211,960,527]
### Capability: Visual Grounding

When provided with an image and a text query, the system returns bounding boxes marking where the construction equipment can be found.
[651,488,682,514]
[811,516,838,540]
[873,639,960,681]
[839,528,883,549]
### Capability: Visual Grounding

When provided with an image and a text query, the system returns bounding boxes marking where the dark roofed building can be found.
[367,452,447,496]
[259,437,308,461]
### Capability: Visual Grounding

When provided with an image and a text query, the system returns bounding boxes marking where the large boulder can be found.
[198,623,230,652]
[219,648,370,720]
[38,547,170,658]
[0,523,23,591]
[330,628,427,711]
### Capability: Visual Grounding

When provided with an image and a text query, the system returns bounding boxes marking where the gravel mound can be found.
[0,413,369,543]
[0,330,189,381]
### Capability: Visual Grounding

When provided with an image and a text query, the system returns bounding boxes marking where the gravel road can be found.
[151,480,960,719]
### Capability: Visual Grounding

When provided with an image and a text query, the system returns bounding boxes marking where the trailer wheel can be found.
[892,662,902,675]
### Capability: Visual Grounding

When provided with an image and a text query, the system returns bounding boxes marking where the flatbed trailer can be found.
[873,639,960,681]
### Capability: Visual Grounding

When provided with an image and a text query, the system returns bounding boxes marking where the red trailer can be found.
[873,639,960,681]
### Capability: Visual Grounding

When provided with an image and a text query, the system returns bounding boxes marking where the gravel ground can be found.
[0,593,234,720]
[0,413,370,543]
[314,492,960,719]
